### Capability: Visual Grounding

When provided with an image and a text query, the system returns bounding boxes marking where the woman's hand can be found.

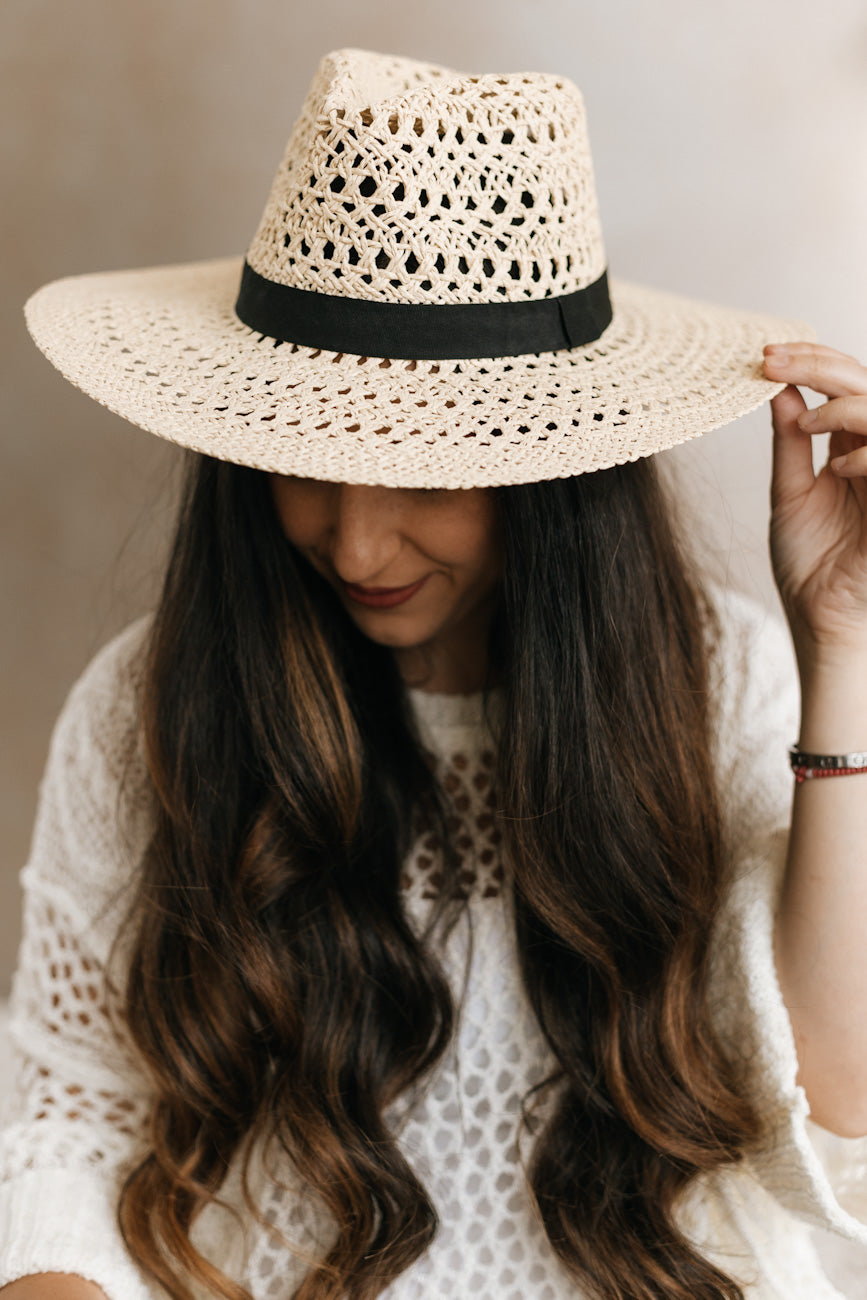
[764,344,867,1138]
[763,341,867,669]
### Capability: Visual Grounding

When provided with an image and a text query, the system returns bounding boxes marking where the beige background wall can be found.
[3,0,867,1001]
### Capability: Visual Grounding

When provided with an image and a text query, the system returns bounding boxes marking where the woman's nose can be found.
[327,484,403,583]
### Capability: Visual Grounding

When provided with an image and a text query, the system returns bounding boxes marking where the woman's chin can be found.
[346,607,439,651]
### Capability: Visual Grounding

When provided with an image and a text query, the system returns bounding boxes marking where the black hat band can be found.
[235,260,612,361]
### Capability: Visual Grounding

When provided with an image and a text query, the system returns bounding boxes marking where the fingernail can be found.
[766,351,790,368]
[832,455,848,471]
[797,408,818,427]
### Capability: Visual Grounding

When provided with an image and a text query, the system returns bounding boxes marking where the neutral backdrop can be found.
[3,2,867,1292]
[5,0,867,982]
[4,2,867,1001]
[4,0,867,983]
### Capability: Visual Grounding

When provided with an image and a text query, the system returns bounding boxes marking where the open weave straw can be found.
[24,48,811,488]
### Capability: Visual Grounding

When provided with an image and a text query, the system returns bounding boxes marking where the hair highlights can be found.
[113,454,761,1300]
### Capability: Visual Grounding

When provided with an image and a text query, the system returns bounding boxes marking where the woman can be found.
[3,45,867,1300]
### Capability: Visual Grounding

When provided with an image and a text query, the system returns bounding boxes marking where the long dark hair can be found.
[111,451,762,1300]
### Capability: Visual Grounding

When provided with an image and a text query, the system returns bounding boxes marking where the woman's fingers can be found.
[827,445,867,477]
[763,342,867,399]
[764,344,867,489]
[765,340,862,363]
[769,384,815,506]
[796,395,867,438]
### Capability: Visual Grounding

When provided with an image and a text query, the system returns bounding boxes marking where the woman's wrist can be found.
[795,650,867,753]
[790,618,867,669]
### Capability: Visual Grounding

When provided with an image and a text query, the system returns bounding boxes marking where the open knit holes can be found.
[27,898,116,1040]
[246,753,568,1299]
[403,747,503,902]
[244,1174,338,1298]
[4,891,152,1176]
[248,70,604,307]
[20,1055,142,1139]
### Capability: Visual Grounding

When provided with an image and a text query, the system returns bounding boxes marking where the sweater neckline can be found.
[407,684,487,730]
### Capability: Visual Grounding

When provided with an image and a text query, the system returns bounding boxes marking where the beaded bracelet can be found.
[788,746,867,784]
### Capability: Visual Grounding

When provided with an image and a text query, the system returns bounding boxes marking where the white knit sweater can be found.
[3,588,867,1299]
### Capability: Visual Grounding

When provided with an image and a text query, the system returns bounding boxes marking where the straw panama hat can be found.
[24,47,813,490]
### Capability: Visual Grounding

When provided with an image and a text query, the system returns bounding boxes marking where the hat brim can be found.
[25,255,812,489]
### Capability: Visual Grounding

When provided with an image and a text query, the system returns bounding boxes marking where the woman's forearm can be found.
[774,650,867,1137]
[0,1276,109,1300]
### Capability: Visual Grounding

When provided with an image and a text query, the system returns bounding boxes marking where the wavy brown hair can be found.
[111,451,762,1300]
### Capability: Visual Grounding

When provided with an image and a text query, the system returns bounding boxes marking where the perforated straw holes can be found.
[248,57,606,308]
[24,49,811,489]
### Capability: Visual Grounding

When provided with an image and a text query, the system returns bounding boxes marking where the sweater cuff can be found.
[0,1168,158,1299]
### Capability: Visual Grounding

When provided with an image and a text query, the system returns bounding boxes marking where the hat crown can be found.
[246,48,607,307]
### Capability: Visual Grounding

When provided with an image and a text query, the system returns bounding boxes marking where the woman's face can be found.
[270,476,503,691]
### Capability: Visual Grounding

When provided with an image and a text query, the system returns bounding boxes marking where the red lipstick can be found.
[341,576,429,609]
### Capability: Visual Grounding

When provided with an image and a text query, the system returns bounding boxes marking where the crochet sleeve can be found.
[0,619,163,1299]
[706,584,867,1245]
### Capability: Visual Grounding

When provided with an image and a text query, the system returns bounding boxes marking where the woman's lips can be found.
[341,575,430,609]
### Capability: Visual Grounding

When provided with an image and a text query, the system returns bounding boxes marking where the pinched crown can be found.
[246,48,607,307]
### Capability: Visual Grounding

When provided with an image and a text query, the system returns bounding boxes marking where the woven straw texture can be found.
[24,47,813,488]
[247,48,605,304]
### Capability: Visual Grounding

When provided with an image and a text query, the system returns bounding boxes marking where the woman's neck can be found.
[392,597,495,695]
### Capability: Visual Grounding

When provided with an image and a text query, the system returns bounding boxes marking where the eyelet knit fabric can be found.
[2,588,867,1299]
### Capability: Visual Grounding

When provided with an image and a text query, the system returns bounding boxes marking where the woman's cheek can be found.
[270,477,326,548]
